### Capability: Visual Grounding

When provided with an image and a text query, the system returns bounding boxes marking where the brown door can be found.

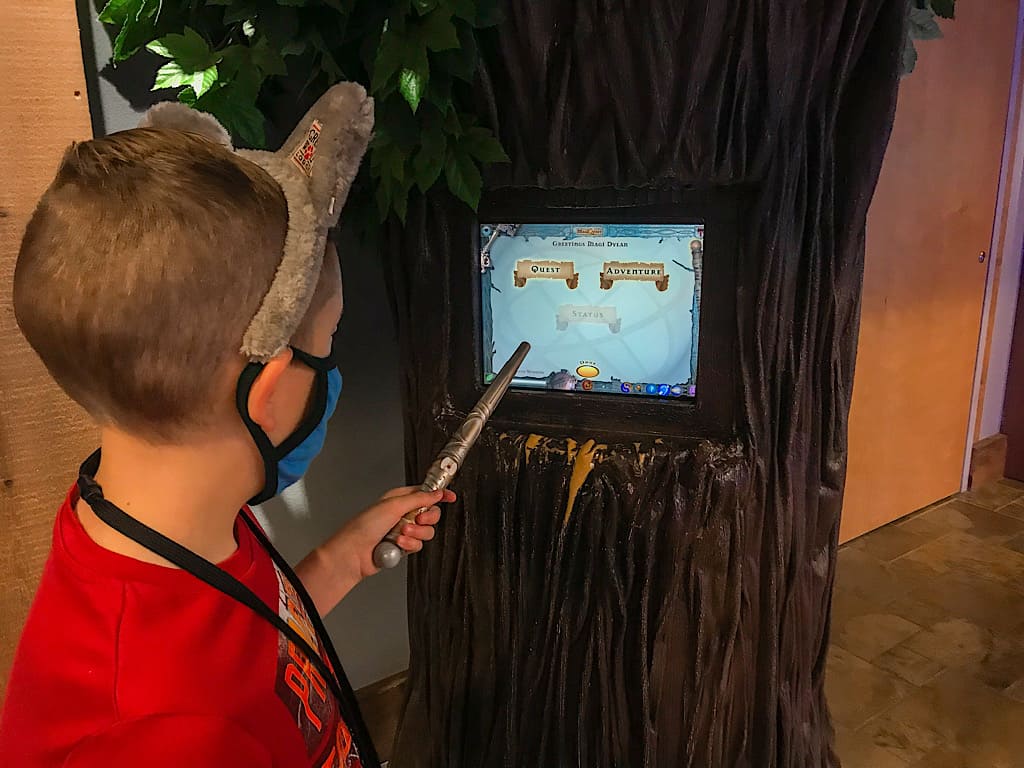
[841,0,1019,542]
[1003,268,1024,479]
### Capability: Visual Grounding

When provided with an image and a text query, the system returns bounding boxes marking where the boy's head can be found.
[15,129,289,439]
[14,84,371,447]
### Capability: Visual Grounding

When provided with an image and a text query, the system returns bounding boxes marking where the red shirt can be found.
[0,488,366,768]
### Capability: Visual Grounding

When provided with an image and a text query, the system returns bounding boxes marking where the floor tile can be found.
[833,724,909,768]
[907,747,1014,768]
[898,503,974,538]
[856,671,1024,764]
[884,556,1024,635]
[826,645,913,730]
[834,547,913,603]
[1002,677,1024,703]
[899,500,1024,544]
[833,612,922,661]
[901,619,992,667]
[964,634,1024,693]
[850,525,934,562]
[962,481,1024,510]
[900,532,1024,592]
[1003,531,1024,555]
[873,644,945,686]
[833,487,1024,768]
[997,501,1024,521]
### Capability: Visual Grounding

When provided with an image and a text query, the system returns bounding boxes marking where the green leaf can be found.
[223,104,266,148]
[444,146,482,209]
[463,126,509,164]
[206,0,233,5]
[258,6,301,49]
[908,7,943,41]
[475,0,504,27]
[419,9,459,51]
[110,0,162,61]
[444,108,464,137]
[178,86,197,105]
[281,39,308,56]
[453,0,502,27]
[930,0,955,18]
[276,0,308,5]
[435,23,477,82]
[98,0,140,25]
[372,27,405,92]
[414,127,446,191]
[373,163,397,220]
[399,66,426,112]
[146,27,217,71]
[250,37,288,76]
[413,0,438,15]
[223,3,259,24]
[425,70,453,112]
[194,84,266,147]
[153,61,190,90]
[392,181,409,223]
[190,65,219,98]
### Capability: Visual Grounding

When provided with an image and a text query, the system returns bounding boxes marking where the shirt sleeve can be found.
[62,713,273,768]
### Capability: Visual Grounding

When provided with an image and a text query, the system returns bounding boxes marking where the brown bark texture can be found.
[385,2,906,765]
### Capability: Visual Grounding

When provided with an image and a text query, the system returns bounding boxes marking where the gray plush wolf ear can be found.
[138,101,234,149]
[139,83,374,361]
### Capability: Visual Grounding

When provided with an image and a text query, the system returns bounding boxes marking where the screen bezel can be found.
[450,187,741,440]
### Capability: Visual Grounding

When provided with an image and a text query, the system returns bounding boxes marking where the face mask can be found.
[237,347,341,505]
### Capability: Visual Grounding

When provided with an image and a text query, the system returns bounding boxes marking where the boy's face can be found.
[262,243,343,446]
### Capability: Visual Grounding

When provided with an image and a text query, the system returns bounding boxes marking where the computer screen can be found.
[479,222,703,399]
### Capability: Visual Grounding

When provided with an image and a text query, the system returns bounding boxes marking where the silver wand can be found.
[371,341,531,570]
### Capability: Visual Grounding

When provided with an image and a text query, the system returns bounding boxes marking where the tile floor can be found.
[828,478,1024,768]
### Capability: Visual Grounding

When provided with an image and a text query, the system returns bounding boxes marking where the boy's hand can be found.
[347,486,457,579]
[296,485,456,615]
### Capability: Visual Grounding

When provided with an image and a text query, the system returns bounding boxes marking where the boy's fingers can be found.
[381,487,456,504]
[381,489,444,519]
[401,523,436,541]
[415,508,442,525]
[380,485,420,500]
[395,535,424,553]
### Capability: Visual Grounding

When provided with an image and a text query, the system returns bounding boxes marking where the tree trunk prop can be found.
[385,1,906,765]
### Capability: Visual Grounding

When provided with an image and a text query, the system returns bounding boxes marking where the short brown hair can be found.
[14,128,288,439]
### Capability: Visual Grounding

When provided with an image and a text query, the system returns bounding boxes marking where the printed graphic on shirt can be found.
[273,562,362,768]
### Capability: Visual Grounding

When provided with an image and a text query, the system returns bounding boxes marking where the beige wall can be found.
[0,2,96,692]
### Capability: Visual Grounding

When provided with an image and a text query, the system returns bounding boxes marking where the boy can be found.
[0,84,444,767]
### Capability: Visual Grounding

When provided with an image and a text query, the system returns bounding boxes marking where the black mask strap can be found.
[235,346,336,505]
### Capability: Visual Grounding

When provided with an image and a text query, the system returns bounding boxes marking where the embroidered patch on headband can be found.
[291,120,323,177]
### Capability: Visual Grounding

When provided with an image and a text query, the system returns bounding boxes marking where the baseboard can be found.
[969,433,1008,489]
[355,670,408,763]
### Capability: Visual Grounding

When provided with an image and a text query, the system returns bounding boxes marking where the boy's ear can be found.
[246,348,294,433]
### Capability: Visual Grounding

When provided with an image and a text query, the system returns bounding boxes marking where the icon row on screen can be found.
[616,382,692,397]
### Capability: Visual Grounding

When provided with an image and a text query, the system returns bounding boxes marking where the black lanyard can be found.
[76,451,380,768]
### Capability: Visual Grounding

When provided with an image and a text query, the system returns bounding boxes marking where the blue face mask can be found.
[237,346,341,505]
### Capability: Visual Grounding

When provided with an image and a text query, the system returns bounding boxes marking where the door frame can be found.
[964,0,1024,490]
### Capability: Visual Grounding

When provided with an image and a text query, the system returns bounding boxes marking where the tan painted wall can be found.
[0,2,96,693]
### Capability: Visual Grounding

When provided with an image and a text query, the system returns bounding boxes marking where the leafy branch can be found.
[902,0,956,76]
[98,0,509,221]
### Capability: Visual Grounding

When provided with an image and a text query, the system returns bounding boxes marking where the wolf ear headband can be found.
[139,83,374,361]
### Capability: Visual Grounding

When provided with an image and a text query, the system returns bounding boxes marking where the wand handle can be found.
[371,342,530,570]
